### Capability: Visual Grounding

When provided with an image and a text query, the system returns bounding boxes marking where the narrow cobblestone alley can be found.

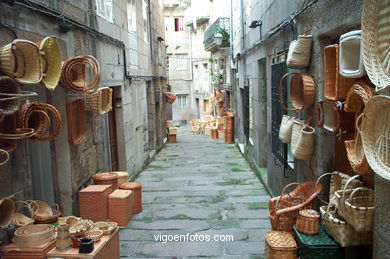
[120,128,271,258]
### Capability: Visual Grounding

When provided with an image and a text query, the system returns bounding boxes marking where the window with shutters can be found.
[174,17,184,32]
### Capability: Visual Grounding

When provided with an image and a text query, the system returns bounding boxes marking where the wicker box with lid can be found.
[108,189,133,227]
[293,224,343,259]
[79,185,113,222]
[112,171,129,186]
[119,182,142,214]
[265,231,297,259]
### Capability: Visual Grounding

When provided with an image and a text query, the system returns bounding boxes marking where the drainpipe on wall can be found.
[148,0,154,65]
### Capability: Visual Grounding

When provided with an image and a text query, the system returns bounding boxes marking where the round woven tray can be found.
[92,221,117,235]
[85,229,103,242]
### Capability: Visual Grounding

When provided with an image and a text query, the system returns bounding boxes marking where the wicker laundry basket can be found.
[119,182,142,214]
[108,190,133,227]
[79,185,113,221]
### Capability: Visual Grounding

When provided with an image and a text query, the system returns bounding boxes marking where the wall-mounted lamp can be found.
[214,32,223,46]
[249,20,263,40]
[157,36,165,42]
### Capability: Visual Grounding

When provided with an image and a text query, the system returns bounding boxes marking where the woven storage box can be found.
[293,224,343,259]
[265,231,297,259]
[79,185,113,222]
[168,134,176,143]
[218,129,225,139]
[86,87,113,114]
[296,209,320,235]
[224,129,234,143]
[92,172,119,190]
[108,190,133,227]
[119,182,142,214]
[211,128,218,139]
[225,115,234,129]
[324,44,357,100]
[339,30,365,78]
[112,171,129,186]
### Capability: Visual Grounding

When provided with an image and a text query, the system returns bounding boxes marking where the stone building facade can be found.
[0,0,167,215]
[230,0,388,257]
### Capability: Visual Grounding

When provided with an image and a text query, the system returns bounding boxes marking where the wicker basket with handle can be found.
[86,87,113,114]
[344,81,376,113]
[29,200,61,224]
[38,36,62,90]
[92,172,119,190]
[265,231,297,259]
[296,209,320,235]
[291,120,315,160]
[279,73,315,111]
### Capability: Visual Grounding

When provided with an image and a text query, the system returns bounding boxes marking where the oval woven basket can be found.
[279,72,315,111]
[361,0,390,92]
[0,76,21,116]
[92,172,119,189]
[29,200,61,224]
[14,224,56,246]
[344,81,376,113]
[86,87,113,114]
[38,36,62,90]
[92,221,117,235]
[61,55,100,93]
[0,197,15,228]
[0,39,43,84]
[165,92,177,104]
[85,229,103,242]
[360,95,390,180]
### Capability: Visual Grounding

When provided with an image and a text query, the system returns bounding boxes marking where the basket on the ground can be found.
[0,39,43,84]
[168,134,177,142]
[323,44,357,100]
[92,172,119,190]
[86,87,113,114]
[291,120,315,160]
[211,128,218,139]
[66,98,86,145]
[79,185,113,221]
[61,55,100,93]
[264,231,297,259]
[339,30,365,78]
[296,209,320,235]
[361,0,390,92]
[218,129,225,139]
[119,182,142,214]
[344,81,376,113]
[38,36,62,90]
[360,95,390,180]
[108,189,133,228]
[279,73,315,111]
[269,182,322,232]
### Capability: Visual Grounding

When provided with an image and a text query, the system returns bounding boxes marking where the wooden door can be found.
[108,106,119,171]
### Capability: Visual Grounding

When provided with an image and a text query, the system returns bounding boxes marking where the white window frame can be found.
[174,17,184,32]
[143,0,150,43]
[176,95,188,107]
[96,0,113,23]
[174,55,187,70]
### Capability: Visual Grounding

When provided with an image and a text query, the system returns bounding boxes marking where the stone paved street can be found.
[120,128,271,258]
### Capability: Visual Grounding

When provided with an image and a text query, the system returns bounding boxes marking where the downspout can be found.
[148,0,153,64]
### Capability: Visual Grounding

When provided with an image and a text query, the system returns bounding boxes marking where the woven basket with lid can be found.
[108,190,133,228]
[265,231,297,259]
[112,171,129,186]
[92,172,119,190]
[119,182,142,214]
[296,209,320,235]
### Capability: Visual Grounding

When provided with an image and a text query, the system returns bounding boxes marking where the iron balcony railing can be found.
[203,17,230,51]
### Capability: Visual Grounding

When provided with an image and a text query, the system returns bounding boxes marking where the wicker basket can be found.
[86,87,113,114]
[361,0,390,92]
[291,120,315,160]
[92,221,118,235]
[296,209,320,235]
[0,76,21,117]
[0,197,15,228]
[112,171,129,186]
[224,129,234,143]
[108,190,133,228]
[38,36,62,90]
[344,81,376,113]
[279,115,295,144]
[329,171,363,200]
[218,129,225,139]
[339,30,365,78]
[12,201,34,227]
[68,219,94,235]
[165,92,176,104]
[20,102,62,141]
[324,44,357,100]
[360,95,390,180]
[119,182,142,214]
[0,114,17,152]
[269,182,322,232]
[0,39,43,84]
[66,98,86,145]
[14,224,56,246]
[279,73,315,111]
[286,33,312,68]
[29,200,61,224]
[168,127,178,134]
[168,134,177,142]
[61,55,100,93]
[85,229,104,242]
[265,231,297,259]
[79,185,113,222]
[92,172,119,190]
[211,128,218,139]
[0,148,9,166]
[317,100,353,134]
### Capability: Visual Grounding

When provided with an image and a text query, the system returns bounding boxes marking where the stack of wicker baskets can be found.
[224,115,234,143]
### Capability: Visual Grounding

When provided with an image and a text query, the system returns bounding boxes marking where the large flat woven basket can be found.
[38,36,62,90]
[86,87,113,114]
[361,0,390,92]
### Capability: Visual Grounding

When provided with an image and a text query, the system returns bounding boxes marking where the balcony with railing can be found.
[203,18,230,52]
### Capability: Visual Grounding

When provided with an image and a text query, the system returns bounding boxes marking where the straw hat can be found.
[38,36,62,90]
[361,0,390,92]
[360,95,390,179]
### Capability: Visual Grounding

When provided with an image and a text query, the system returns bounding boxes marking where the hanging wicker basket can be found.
[317,100,348,134]
[279,73,315,111]
[38,36,62,90]
[344,81,376,113]
[61,55,100,93]
[323,44,357,100]
[86,87,113,114]
[66,98,86,145]
[0,197,15,228]
[361,0,390,92]
[165,92,176,104]
[279,115,295,144]
[286,33,313,68]
[291,120,315,160]
[339,30,365,78]
[360,95,390,180]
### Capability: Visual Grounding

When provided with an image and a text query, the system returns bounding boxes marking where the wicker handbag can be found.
[361,0,390,92]
[165,92,176,104]
[360,95,390,180]
[279,73,315,111]
[279,115,295,144]
[38,36,62,90]
[323,44,357,101]
[66,98,86,145]
[61,55,100,93]
[0,39,43,84]
[269,182,322,232]
[286,31,312,68]
[86,87,113,114]
[291,120,315,160]
[339,30,365,78]
[344,81,376,113]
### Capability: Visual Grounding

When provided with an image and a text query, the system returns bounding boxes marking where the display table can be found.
[0,238,56,259]
[46,227,119,259]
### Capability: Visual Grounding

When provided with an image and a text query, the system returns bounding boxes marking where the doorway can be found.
[108,99,119,172]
